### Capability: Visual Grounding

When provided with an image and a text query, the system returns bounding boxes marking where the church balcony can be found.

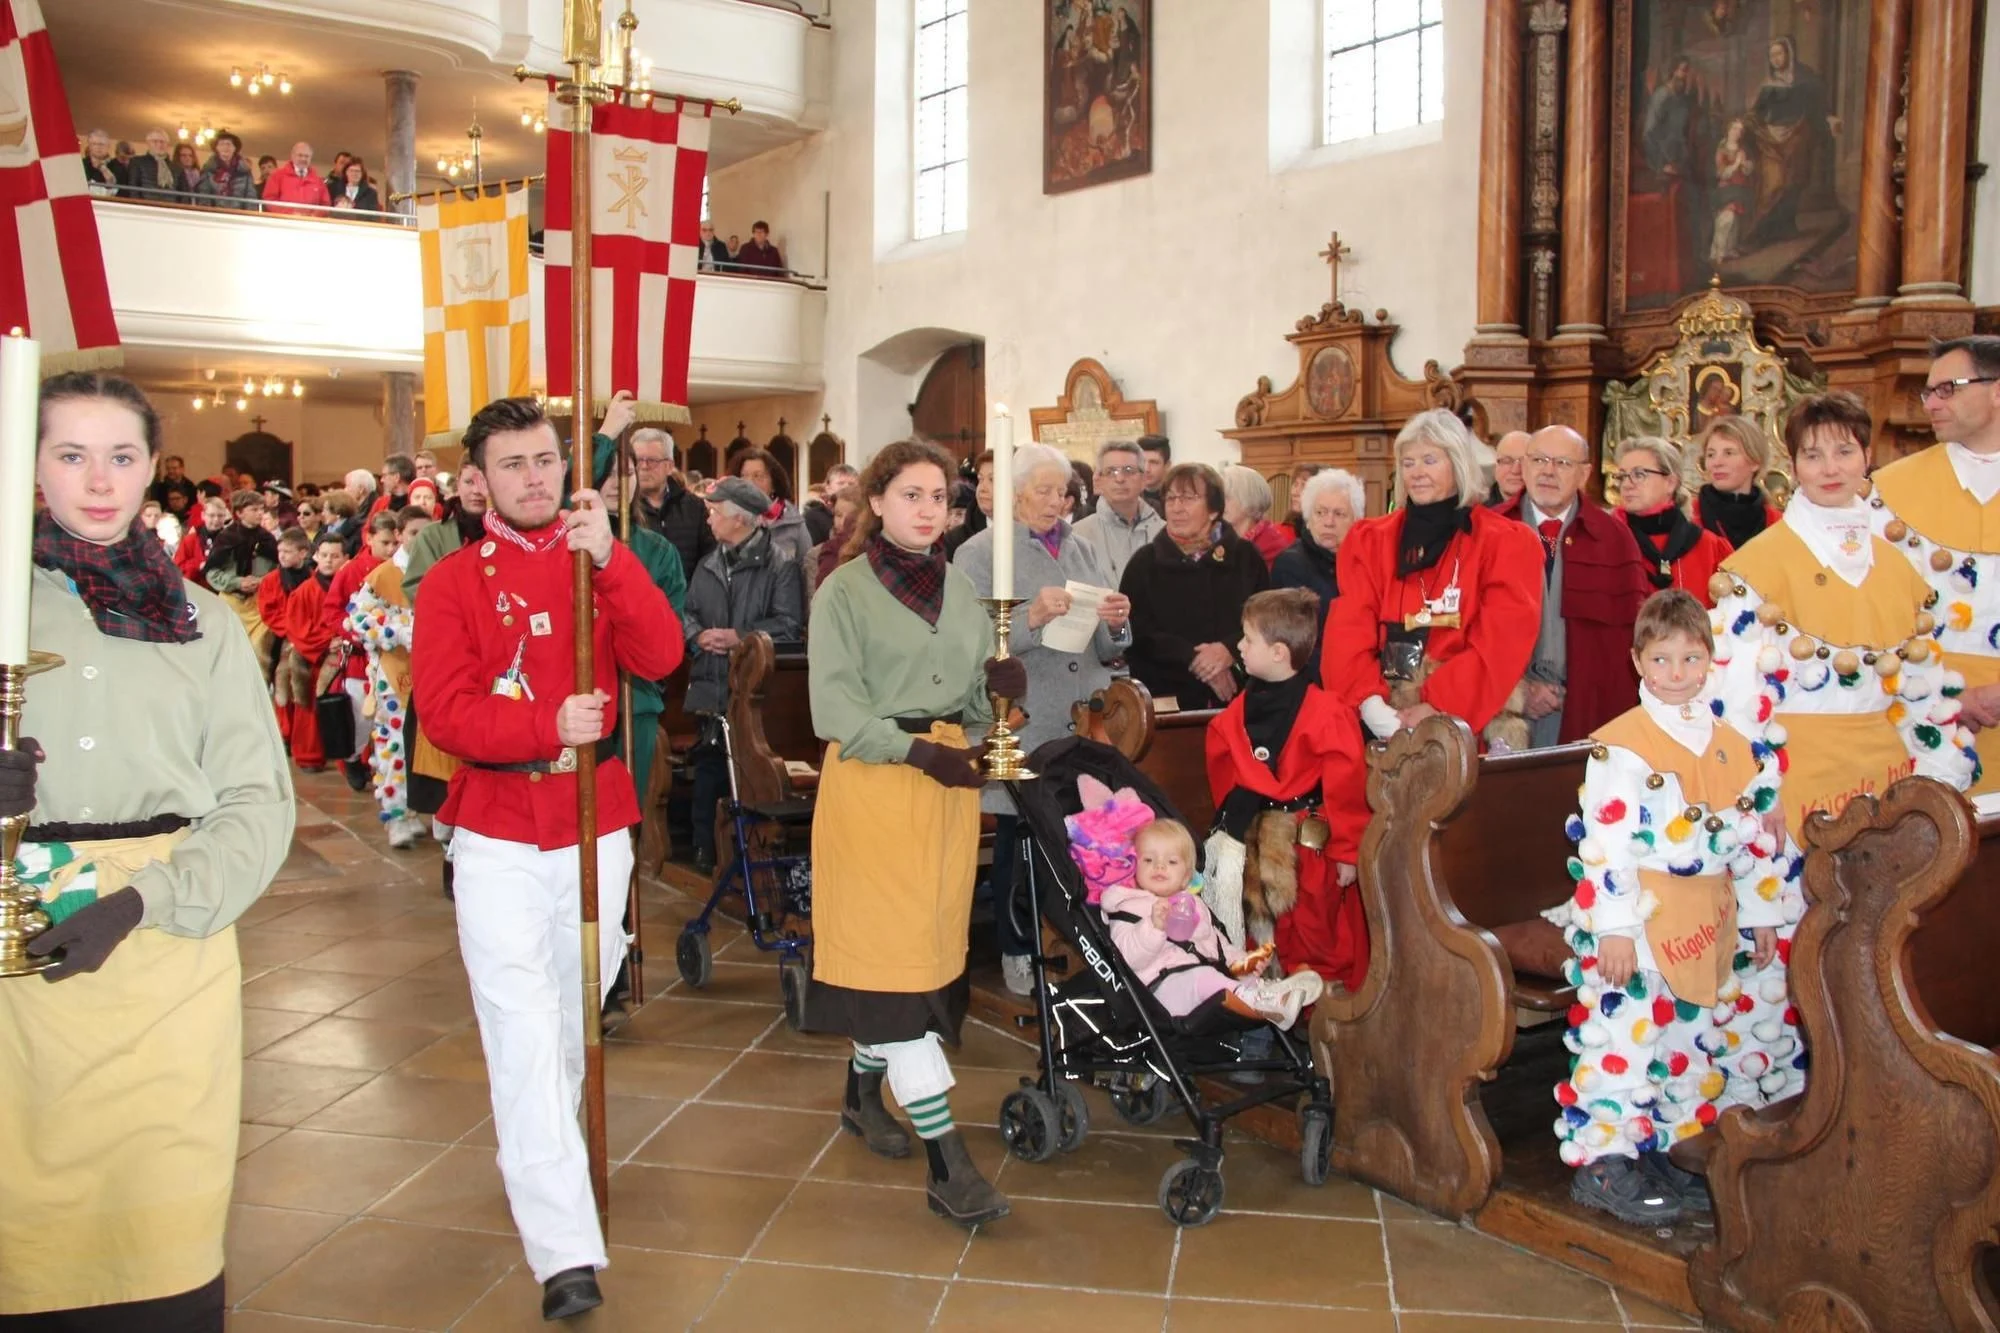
[96,197,826,408]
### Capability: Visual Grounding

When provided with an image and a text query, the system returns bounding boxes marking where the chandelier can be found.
[230,65,293,97]
[189,372,304,412]
[176,121,217,147]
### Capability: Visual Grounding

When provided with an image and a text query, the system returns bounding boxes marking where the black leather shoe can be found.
[341,758,370,792]
[693,848,716,876]
[441,859,455,902]
[541,1266,602,1321]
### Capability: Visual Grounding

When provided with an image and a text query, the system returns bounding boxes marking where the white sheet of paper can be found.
[1040,580,1111,654]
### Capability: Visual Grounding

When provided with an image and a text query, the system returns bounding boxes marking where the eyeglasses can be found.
[1919,377,1998,402]
[1098,464,1142,478]
[1526,454,1586,471]
[632,456,670,468]
[1610,467,1671,486]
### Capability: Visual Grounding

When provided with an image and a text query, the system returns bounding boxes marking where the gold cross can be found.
[1319,230,1352,303]
[607,161,648,230]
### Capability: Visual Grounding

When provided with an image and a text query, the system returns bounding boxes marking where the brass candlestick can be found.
[0,650,62,978]
[979,598,1035,781]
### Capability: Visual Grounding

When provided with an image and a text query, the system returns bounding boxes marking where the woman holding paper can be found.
[953,441,1131,994]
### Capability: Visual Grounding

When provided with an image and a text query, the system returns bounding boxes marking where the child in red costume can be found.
[1204,588,1372,991]
[283,533,349,771]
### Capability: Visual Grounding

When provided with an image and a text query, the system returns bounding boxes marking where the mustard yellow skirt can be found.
[0,831,241,1314]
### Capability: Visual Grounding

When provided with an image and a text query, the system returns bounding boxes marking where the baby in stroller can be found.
[1100,819,1324,1030]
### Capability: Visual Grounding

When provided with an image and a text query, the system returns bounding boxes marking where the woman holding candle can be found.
[953,442,1132,994]
[805,438,1023,1228]
[0,371,293,1329]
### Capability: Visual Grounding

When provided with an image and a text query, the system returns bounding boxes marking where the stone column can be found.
[1853,0,1912,307]
[1556,0,1608,338]
[1896,0,1976,304]
[384,69,418,219]
[1474,0,1525,338]
[384,373,417,457]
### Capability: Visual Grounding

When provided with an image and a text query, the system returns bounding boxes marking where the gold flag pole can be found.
[612,0,646,1011]
[559,0,611,1241]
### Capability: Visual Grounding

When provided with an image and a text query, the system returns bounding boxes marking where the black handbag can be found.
[314,645,357,760]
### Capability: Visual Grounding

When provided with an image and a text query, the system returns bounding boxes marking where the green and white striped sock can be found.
[904,1092,955,1140]
[851,1045,888,1076]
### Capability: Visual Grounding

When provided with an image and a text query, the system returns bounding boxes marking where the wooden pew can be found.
[1072,677,1217,828]
[1690,779,2000,1332]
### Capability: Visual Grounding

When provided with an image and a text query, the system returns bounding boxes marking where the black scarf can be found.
[278,563,313,595]
[205,520,279,580]
[1216,672,1312,838]
[1396,498,1471,577]
[32,513,200,644]
[454,507,488,544]
[1698,484,1771,550]
[1297,530,1340,598]
[1625,506,1705,589]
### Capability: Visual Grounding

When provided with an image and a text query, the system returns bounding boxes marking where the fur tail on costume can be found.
[1202,829,1248,951]
[1246,811,1299,922]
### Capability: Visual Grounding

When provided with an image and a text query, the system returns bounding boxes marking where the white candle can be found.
[0,331,39,667]
[990,404,1014,600]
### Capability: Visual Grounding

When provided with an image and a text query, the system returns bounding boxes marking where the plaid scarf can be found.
[866,533,946,626]
[33,512,201,644]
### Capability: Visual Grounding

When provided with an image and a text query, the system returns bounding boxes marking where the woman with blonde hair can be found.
[1220,463,1293,568]
[1691,415,1783,550]
[1611,436,1734,606]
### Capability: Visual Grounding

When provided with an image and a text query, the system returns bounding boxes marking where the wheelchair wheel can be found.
[1053,1080,1090,1154]
[675,928,713,989]
[779,955,810,1031]
[1108,1075,1172,1127]
[1298,1104,1333,1187]
[999,1086,1061,1164]
[1158,1158,1226,1226]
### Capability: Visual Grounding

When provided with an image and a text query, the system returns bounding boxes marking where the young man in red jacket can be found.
[411,396,682,1323]
[284,533,348,772]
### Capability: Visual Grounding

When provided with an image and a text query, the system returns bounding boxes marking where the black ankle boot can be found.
[923,1129,1010,1226]
[841,1064,911,1159]
[540,1266,602,1321]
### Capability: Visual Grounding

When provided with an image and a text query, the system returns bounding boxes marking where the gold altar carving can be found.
[1028,358,1161,463]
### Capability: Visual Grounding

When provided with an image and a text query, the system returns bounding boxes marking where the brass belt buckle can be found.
[552,745,579,774]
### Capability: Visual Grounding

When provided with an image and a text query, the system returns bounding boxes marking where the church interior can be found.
[9,0,2000,1329]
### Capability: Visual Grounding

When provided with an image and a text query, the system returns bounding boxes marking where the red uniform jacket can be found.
[257,568,293,641]
[174,527,213,587]
[1205,684,1371,989]
[1619,509,1734,608]
[287,573,335,666]
[321,550,382,682]
[1323,505,1543,733]
[1497,495,1651,744]
[411,529,683,850]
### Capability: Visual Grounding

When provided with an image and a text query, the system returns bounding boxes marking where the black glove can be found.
[0,738,42,820]
[906,737,986,789]
[984,655,1027,700]
[28,886,145,982]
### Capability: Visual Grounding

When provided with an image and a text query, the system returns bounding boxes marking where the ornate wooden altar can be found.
[1458,0,1981,465]
[1222,301,1462,517]
[1028,358,1160,463]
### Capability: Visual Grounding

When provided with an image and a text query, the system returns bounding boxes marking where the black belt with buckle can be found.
[25,814,193,843]
[463,739,606,775]
[893,712,964,734]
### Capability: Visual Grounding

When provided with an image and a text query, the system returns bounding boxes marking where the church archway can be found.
[855,326,984,465]
[910,343,985,465]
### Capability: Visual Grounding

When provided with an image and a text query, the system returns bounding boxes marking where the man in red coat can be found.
[261,141,332,215]
[411,396,681,1323]
[1499,425,1653,746]
[1206,590,1372,991]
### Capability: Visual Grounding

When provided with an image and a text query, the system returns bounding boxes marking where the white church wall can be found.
[707,0,1485,466]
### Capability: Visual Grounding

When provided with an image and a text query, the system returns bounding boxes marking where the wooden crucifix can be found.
[247,414,269,432]
[1318,230,1352,304]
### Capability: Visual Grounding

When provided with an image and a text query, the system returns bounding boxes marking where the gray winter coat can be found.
[953,522,1132,814]
[681,527,805,715]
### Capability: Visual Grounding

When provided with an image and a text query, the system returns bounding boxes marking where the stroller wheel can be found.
[1298,1105,1333,1187]
[999,1086,1061,1164]
[1158,1157,1226,1226]
[1053,1080,1089,1153]
[675,928,713,989]
[779,954,810,1031]
[1108,1075,1172,1127]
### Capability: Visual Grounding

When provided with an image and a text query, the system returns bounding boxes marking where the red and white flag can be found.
[0,0,117,369]
[544,95,709,422]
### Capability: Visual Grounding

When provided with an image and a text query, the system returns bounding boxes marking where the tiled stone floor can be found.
[221,772,1700,1331]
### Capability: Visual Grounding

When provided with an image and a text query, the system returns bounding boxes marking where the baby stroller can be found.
[996,735,1334,1226]
[673,713,815,1027]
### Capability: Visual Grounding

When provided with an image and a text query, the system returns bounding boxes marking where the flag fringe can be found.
[40,344,122,375]
[422,428,465,450]
[541,396,691,426]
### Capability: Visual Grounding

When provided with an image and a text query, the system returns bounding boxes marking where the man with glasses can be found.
[262,141,331,216]
[1488,430,1531,508]
[1072,439,1164,585]
[1498,425,1652,748]
[616,427,713,576]
[1869,335,2000,792]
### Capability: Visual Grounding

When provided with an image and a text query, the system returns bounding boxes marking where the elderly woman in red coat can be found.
[1322,410,1544,749]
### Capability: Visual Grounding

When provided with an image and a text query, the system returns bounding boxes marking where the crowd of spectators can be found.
[81,128,390,219]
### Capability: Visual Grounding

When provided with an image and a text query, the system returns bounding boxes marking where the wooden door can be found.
[910,342,985,464]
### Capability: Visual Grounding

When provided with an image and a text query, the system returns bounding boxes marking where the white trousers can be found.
[342,678,370,761]
[454,828,632,1283]
[855,1032,956,1106]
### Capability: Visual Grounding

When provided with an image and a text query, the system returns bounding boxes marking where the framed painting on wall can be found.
[1611,0,1868,319]
[1044,0,1151,195]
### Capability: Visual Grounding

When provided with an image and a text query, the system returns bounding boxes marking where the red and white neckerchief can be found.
[483,513,568,555]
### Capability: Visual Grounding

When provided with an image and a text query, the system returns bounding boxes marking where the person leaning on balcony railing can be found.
[79,128,124,196]
[170,143,204,200]
[734,220,786,275]
[330,158,382,215]
[264,142,332,216]
[122,128,177,198]
[697,220,729,272]
[322,150,354,198]
[196,132,258,211]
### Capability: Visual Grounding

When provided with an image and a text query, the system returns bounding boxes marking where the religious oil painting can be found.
[1044,0,1151,195]
[1615,0,1867,314]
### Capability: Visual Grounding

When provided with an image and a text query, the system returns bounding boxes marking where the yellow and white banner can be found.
[417,182,532,445]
